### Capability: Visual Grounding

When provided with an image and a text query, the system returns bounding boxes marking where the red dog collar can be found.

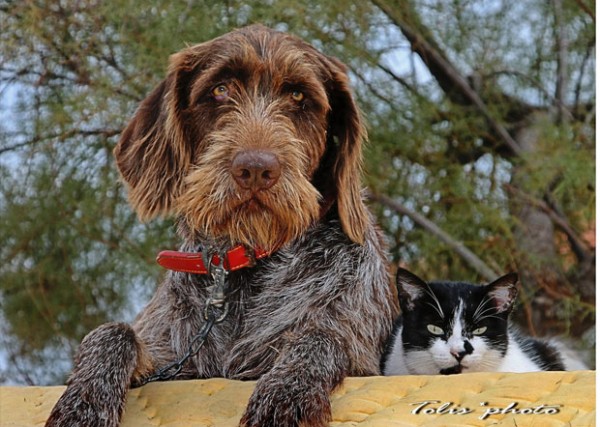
[157,245,269,274]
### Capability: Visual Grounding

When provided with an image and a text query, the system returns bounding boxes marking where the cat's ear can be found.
[485,272,519,313]
[396,268,428,311]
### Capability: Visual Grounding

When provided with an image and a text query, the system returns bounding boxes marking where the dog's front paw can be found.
[45,382,123,427]
[240,377,331,427]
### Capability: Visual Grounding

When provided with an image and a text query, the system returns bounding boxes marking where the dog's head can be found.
[114,25,368,252]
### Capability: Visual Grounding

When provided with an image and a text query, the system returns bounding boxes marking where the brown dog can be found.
[45,25,397,427]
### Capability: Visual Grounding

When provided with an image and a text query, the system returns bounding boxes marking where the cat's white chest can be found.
[497,334,543,372]
[382,326,410,375]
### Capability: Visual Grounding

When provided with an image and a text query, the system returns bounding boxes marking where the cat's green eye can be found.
[427,324,444,336]
[473,326,487,335]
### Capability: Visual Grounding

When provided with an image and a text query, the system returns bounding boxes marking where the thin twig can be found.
[0,128,122,155]
[367,191,499,281]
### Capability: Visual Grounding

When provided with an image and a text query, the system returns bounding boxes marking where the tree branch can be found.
[0,128,122,155]
[573,0,595,22]
[551,0,570,125]
[367,191,499,281]
[504,184,594,263]
[371,0,524,157]
[574,39,595,110]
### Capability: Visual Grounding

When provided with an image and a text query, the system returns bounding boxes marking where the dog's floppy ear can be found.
[114,46,207,220]
[320,56,369,244]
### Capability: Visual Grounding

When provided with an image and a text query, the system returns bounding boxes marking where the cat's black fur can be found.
[381,268,585,375]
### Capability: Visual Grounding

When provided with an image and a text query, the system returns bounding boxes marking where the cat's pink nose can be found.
[451,350,466,361]
[451,341,474,361]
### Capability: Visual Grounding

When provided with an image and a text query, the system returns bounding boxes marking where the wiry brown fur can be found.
[114,25,368,251]
[46,25,397,427]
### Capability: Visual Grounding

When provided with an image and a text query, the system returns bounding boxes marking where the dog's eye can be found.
[211,84,229,101]
[290,90,304,102]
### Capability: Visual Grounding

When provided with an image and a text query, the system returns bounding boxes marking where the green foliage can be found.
[0,0,594,383]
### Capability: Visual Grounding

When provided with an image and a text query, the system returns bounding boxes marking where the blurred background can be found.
[0,0,595,384]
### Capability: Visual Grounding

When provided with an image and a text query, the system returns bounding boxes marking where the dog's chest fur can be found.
[133,219,393,381]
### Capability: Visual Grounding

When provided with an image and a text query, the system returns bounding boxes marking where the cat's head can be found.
[396,268,518,375]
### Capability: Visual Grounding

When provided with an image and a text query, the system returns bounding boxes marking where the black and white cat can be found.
[381,268,586,375]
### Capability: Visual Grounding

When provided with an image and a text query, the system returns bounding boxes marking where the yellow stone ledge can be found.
[0,371,595,426]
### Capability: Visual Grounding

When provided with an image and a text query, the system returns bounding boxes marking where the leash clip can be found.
[204,253,230,322]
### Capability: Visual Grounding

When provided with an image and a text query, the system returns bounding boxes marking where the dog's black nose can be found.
[231,150,281,191]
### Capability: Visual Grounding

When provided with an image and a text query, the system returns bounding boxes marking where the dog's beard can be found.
[177,169,321,252]
[215,206,309,251]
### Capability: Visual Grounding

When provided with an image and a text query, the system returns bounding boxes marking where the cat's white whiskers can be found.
[473,304,504,323]
[425,302,444,317]
[423,285,444,318]
[473,295,494,321]
[475,312,505,322]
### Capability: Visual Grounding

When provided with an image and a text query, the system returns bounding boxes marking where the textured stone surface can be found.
[0,371,595,426]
